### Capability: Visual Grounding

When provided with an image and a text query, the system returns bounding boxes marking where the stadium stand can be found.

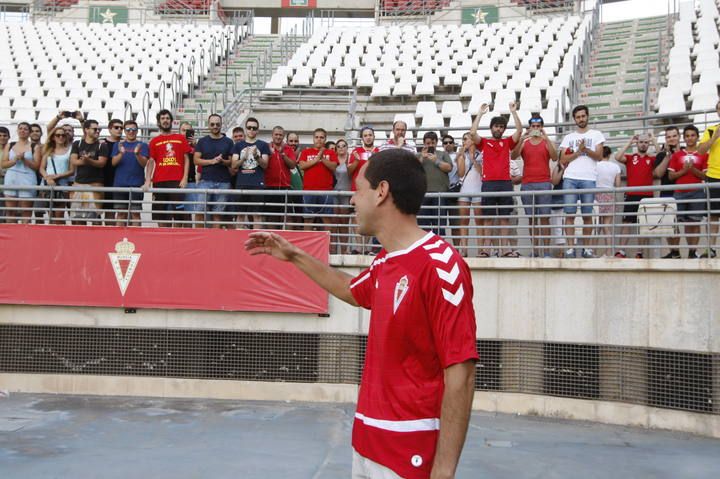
[257,15,591,143]
[658,0,720,124]
[0,22,235,130]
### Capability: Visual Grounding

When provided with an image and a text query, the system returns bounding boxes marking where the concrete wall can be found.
[1,257,718,437]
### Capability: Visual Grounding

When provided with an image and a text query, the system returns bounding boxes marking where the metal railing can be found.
[1,182,718,259]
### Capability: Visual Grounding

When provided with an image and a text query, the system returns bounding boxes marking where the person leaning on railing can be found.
[111,120,149,227]
[2,123,40,224]
[697,99,720,258]
[667,125,709,259]
[39,126,74,225]
[0,126,10,223]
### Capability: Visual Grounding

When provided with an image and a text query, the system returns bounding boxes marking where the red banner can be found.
[0,225,329,314]
[281,0,317,7]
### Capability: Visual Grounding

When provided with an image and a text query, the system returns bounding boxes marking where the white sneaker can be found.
[582,248,595,258]
[565,248,576,258]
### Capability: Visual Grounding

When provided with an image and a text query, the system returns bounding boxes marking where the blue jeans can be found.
[563,178,596,215]
[197,180,232,213]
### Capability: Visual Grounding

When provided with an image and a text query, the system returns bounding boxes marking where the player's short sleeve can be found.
[349,266,374,310]
[423,251,478,368]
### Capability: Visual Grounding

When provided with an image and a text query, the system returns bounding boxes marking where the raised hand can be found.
[479,103,489,115]
[245,231,298,262]
[509,101,517,112]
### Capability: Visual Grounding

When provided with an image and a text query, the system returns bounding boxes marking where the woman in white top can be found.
[595,146,622,256]
[39,127,75,224]
[455,133,485,256]
[1,122,40,223]
[333,139,353,254]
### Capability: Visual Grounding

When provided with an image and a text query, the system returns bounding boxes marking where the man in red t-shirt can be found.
[298,127,339,231]
[667,125,709,258]
[614,133,659,258]
[145,109,191,227]
[348,126,379,191]
[245,149,477,479]
[511,115,557,257]
[470,101,522,257]
[265,125,297,227]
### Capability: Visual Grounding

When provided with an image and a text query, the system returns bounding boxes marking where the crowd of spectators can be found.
[0,100,719,259]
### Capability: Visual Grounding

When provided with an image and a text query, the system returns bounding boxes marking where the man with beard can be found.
[286,131,300,153]
[614,132,659,258]
[379,121,417,154]
[653,126,682,258]
[559,105,605,258]
[69,119,104,225]
[245,149,478,479]
[194,114,234,228]
[145,109,191,227]
[348,126,379,191]
[99,118,123,225]
[470,102,523,257]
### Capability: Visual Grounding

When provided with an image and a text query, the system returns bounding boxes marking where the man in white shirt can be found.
[559,105,605,258]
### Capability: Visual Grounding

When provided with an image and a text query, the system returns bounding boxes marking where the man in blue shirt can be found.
[231,116,270,229]
[111,120,149,226]
[194,114,234,228]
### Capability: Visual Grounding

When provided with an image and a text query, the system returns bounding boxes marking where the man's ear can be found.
[375,179,391,206]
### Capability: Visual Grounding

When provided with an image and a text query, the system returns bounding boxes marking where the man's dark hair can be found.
[0,126,9,135]
[83,119,98,129]
[30,123,42,132]
[156,109,173,122]
[208,113,222,123]
[364,149,427,215]
[123,120,138,129]
[528,115,544,126]
[272,125,284,133]
[683,125,699,136]
[314,127,327,136]
[18,122,31,130]
[325,140,336,149]
[441,134,454,143]
[109,118,123,128]
[245,117,259,127]
[490,116,507,128]
[572,105,589,118]
[423,131,438,142]
[602,146,612,158]
[665,126,680,134]
[287,131,299,139]
[232,126,244,134]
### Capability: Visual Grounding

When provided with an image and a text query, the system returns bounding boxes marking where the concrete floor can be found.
[0,394,719,479]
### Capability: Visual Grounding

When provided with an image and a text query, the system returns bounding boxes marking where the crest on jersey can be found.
[393,275,409,313]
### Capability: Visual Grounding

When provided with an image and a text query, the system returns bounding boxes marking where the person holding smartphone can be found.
[417,131,452,236]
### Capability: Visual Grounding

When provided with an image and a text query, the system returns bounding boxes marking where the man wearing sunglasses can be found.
[69,119,105,225]
[99,118,124,225]
[111,121,149,226]
[194,114,234,228]
[231,117,270,229]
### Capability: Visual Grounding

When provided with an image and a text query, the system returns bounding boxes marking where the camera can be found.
[185,129,195,139]
[427,146,436,154]
[530,130,542,137]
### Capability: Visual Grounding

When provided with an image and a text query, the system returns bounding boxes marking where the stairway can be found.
[175,34,282,129]
[578,16,671,143]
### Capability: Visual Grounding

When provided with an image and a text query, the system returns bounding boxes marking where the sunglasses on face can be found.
[125,128,138,132]
[112,125,123,130]
[88,127,100,132]
[53,133,66,138]
[209,123,221,127]
[246,125,258,131]
[443,141,454,145]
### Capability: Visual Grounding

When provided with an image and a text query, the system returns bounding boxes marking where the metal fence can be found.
[1,182,718,258]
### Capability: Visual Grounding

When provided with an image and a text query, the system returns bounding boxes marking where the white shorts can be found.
[352,449,404,479]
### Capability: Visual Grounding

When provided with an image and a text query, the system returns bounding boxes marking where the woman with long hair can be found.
[456,132,486,256]
[1,123,40,223]
[39,127,75,224]
[333,139,352,254]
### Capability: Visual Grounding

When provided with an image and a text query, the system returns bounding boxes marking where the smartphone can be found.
[185,129,195,139]
[530,130,542,137]
[427,146,436,154]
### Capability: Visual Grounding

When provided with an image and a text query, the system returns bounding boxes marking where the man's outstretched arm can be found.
[430,360,476,479]
[245,231,359,306]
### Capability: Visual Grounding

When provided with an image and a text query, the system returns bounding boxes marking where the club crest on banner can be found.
[393,275,409,313]
[108,238,141,296]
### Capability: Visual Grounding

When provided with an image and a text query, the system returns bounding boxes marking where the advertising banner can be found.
[0,225,329,314]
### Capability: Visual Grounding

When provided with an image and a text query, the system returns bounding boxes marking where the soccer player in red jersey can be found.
[245,149,478,479]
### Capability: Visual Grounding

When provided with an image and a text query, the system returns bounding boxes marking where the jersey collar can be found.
[386,232,435,259]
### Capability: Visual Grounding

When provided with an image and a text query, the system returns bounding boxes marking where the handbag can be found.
[448,152,475,192]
